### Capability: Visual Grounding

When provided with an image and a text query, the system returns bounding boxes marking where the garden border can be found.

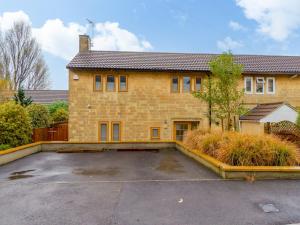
[1,141,300,180]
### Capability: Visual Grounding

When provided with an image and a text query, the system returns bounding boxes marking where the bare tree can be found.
[0,21,49,90]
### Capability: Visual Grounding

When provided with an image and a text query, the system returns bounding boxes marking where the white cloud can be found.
[0,11,153,60]
[0,11,31,31]
[236,0,300,41]
[229,20,246,31]
[92,22,152,51]
[33,19,87,60]
[217,37,243,51]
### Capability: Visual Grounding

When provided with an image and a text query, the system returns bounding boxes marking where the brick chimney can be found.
[79,34,91,52]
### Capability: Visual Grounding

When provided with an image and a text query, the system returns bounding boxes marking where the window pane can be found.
[172,77,179,92]
[152,128,159,138]
[95,75,101,90]
[120,75,127,91]
[256,78,264,93]
[112,123,120,141]
[245,78,252,92]
[268,79,274,93]
[100,124,107,141]
[195,77,201,91]
[183,76,191,92]
[107,75,115,91]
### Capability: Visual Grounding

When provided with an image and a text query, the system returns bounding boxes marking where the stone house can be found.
[66,35,300,142]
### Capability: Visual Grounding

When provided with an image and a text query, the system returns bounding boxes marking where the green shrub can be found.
[0,102,32,147]
[51,108,68,123]
[27,104,50,128]
[184,130,298,166]
[0,144,11,150]
[48,101,68,115]
[296,112,300,127]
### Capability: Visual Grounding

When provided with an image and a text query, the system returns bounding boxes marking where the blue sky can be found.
[1,0,300,89]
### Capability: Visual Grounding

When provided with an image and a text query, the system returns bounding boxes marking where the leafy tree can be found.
[0,21,49,90]
[27,104,50,128]
[51,108,68,123]
[0,101,32,147]
[48,101,68,115]
[194,52,245,131]
[14,88,32,107]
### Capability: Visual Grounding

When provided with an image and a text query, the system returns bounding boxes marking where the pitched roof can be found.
[67,51,300,74]
[24,90,68,104]
[239,102,292,121]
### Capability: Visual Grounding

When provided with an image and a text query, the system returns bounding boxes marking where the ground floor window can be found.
[174,121,200,142]
[111,122,121,141]
[99,122,108,142]
[150,127,160,140]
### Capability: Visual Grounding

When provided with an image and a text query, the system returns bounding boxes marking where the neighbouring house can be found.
[239,102,298,135]
[66,35,300,142]
[24,90,68,104]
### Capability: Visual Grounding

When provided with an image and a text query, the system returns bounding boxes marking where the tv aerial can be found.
[86,18,95,47]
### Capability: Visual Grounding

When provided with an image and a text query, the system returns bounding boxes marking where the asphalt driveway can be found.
[0,148,300,225]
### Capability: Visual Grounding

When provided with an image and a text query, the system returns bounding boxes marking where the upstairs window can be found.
[267,77,275,94]
[119,75,128,92]
[244,77,253,94]
[171,76,179,92]
[255,77,264,94]
[150,127,160,140]
[106,75,115,91]
[94,75,102,91]
[183,76,191,92]
[195,76,201,92]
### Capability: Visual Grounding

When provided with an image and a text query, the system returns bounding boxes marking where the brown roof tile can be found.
[24,90,68,104]
[240,102,286,121]
[67,51,300,74]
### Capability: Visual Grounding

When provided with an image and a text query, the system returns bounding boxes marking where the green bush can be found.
[27,104,50,128]
[48,101,68,115]
[296,112,300,127]
[51,108,68,123]
[184,130,298,166]
[0,102,32,147]
[0,144,11,150]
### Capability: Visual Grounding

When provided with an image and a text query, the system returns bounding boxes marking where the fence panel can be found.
[32,123,68,142]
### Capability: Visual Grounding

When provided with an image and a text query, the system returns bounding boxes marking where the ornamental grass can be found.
[184,130,298,166]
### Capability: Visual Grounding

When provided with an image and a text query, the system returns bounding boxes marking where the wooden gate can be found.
[32,122,68,142]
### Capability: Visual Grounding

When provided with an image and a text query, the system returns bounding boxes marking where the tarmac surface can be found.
[0,149,300,225]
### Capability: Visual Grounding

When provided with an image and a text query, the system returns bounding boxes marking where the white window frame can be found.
[244,76,253,94]
[266,77,276,94]
[255,77,265,94]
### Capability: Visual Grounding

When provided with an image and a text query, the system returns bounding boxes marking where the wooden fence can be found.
[32,122,68,142]
[265,121,300,147]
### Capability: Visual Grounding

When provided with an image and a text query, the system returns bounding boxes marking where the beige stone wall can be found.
[240,121,265,135]
[69,69,300,141]
[69,70,208,142]
[240,75,300,108]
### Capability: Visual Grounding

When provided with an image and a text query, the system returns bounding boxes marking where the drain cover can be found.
[258,203,279,213]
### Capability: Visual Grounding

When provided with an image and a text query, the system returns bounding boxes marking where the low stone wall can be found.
[0,143,41,166]
[41,141,175,152]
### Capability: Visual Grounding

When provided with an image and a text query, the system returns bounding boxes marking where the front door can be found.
[173,121,199,142]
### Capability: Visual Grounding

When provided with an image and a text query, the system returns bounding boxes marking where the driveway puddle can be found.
[156,155,184,173]
[8,170,35,180]
[73,167,119,176]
